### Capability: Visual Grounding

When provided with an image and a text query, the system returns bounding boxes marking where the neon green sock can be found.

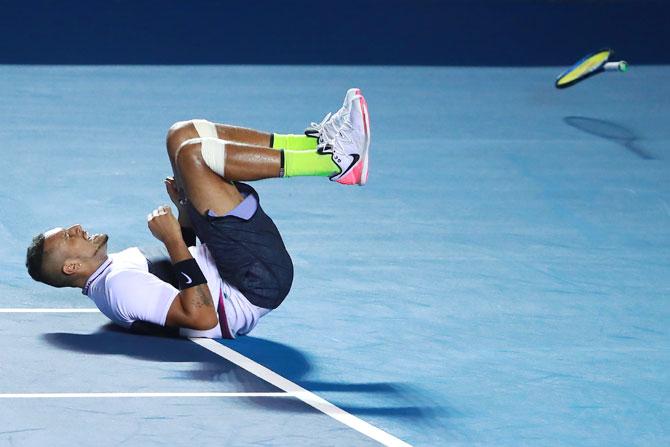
[272,134,318,151]
[283,149,338,177]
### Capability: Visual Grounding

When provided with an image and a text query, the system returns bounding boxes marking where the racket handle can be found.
[604,61,628,72]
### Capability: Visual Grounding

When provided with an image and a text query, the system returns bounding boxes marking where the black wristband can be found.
[173,258,207,290]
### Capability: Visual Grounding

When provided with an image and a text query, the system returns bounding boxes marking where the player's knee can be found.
[174,139,205,173]
[166,121,195,159]
[176,138,227,178]
[166,119,218,159]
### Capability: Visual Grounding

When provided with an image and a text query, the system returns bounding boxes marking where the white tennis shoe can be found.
[324,91,371,186]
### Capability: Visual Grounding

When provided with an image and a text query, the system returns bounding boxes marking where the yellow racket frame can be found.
[555,49,611,89]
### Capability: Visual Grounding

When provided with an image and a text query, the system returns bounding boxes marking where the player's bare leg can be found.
[167,121,272,160]
[168,88,371,209]
[166,120,321,179]
[176,140,282,183]
[166,121,272,189]
[174,142,248,216]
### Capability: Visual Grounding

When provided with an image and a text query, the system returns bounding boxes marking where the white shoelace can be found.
[310,94,360,138]
[309,101,355,150]
[309,112,332,134]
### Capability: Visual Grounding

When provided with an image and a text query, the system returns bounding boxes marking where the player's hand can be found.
[147,205,182,244]
[164,176,192,227]
[164,177,183,208]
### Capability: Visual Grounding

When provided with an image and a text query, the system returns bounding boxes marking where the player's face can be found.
[43,224,109,260]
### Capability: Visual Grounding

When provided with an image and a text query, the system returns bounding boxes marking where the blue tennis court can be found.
[1,63,669,446]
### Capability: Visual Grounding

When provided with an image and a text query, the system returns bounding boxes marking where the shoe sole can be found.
[359,93,370,185]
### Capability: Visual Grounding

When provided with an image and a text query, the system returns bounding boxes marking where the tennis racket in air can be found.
[555,48,628,89]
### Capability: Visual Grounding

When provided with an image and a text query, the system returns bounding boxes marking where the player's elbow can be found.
[167,291,220,331]
[198,313,219,331]
[188,309,219,331]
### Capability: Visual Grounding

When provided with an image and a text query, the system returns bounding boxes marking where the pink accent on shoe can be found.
[360,95,369,135]
[337,93,370,186]
[359,94,370,185]
[362,160,369,185]
[336,158,365,185]
[333,90,371,186]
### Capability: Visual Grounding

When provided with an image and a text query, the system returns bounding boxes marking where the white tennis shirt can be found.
[82,244,270,338]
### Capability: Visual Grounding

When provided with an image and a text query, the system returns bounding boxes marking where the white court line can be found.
[0,309,412,446]
[0,308,99,313]
[191,338,412,447]
[0,392,289,399]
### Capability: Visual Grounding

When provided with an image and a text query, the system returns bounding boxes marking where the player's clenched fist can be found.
[147,205,182,244]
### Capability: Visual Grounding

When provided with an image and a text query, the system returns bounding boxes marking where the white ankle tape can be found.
[198,138,227,178]
[192,119,218,139]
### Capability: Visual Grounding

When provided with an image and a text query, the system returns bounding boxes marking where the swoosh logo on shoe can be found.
[180,272,193,285]
[338,153,360,177]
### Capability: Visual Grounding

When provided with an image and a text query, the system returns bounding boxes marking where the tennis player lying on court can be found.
[25,89,370,338]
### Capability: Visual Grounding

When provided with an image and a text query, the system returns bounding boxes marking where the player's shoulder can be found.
[105,265,151,293]
[105,248,148,279]
[110,247,147,267]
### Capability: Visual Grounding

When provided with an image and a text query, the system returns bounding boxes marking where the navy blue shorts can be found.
[186,182,293,309]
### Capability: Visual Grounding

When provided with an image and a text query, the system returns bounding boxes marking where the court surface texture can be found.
[1,65,668,446]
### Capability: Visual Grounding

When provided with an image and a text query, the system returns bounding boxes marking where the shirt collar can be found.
[82,257,112,296]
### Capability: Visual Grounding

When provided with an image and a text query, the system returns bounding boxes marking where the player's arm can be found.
[147,205,218,331]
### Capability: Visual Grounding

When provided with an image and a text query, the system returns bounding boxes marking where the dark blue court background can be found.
[1,0,668,65]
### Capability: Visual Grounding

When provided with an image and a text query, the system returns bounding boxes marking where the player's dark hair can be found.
[26,233,67,287]
[26,233,47,283]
